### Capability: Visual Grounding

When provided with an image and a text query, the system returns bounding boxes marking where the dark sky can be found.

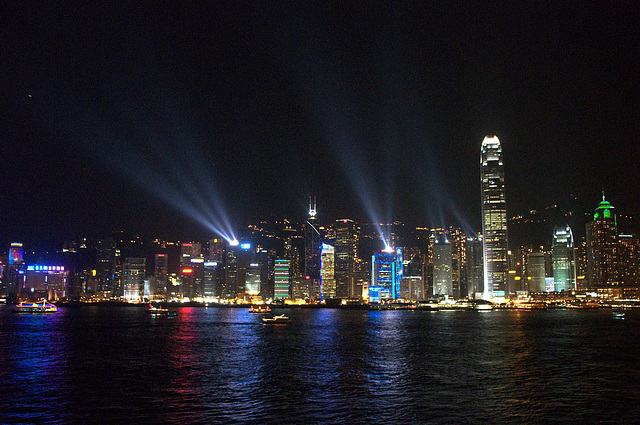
[1,2,639,244]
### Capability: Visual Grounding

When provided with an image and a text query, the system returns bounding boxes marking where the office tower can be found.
[399,276,423,300]
[552,225,576,292]
[184,258,205,299]
[245,263,262,296]
[618,234,639,292]
[527,252,546,292]
[334,219,359,298]
[223,247,238,298]
[304,197,322,300]
[274,259,291,300]
[448,227,467,298]
[207,238,225,262]
[284,237,302,278]
[370,249,399,302]
[123,257,146,301]
[586,194,618,288]
[575,237,589,289]
[203,260,223,298]
[181,242,202,265]
[154,254,169,294]
[320,243,336,300]
[433,236,453,296]
[96,237,119,295]
[480,135,509,298]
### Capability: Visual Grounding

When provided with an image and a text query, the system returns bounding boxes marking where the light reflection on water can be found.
[0,306,639,423]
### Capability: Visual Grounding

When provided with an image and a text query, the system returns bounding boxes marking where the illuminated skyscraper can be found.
[207,238,225,262]
[465,236,484,298]
[320,243,336,300]
[222,247,238,298]
[274,259,291,300]
[432,237,452,296]
[154,254,169,294]
[245,263,262,296]
[334,219,358,298]
[480,135,509,298]
[181,242,201,265]
[96,237,119,295]
[527,252,546,292]
[552,225,576,292]
[123,257,146,301]
[586,194,618,288]
[370,249,400,302]
[304,197,322,300]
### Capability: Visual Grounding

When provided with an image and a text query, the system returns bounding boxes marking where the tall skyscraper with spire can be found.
[304,196,322,300]
[480,135,509,299]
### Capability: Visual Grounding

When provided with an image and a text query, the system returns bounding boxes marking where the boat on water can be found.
[416,301,439,311]
[566,301,599,309]
[144,303,173,315]
[262,314,290,324]
[249,305,271,314]
[13,300,57,313]
[516,302,547,310]
[612,307,626,319]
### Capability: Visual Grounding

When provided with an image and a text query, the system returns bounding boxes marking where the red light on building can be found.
[182,268,193,274]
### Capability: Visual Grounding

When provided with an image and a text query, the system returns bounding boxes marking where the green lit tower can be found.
[586,193,618,289]
[480,135,509,299]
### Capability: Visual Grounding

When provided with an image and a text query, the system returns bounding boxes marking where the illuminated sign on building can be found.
[240,243,251,250]
[26,265,65,272]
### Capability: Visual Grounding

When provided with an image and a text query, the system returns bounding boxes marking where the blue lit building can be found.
[370,249,401,301]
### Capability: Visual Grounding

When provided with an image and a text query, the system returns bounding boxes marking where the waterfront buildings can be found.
[480,135,509,298]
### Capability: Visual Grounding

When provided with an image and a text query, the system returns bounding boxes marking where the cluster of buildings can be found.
[1,136,638,303]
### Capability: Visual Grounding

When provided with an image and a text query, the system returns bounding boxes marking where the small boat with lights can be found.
[249,305,271,314]
[145,303,171,315]
[13,300,57,314]
[262,314,290,324]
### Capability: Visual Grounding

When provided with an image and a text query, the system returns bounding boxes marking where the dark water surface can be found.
[1,306,639,424]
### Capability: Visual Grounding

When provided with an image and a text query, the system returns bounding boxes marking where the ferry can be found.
[516,302,547,310]
[416,301,440,311]
[262,314,290,324]
[13,300,57,314]
[249,305,271,314]
[566,301,599,309]
[145,303,171,315]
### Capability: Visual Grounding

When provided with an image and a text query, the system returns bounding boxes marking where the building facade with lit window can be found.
[480,135,509,298]
[370,250,400,301]
[586,196,618,289]
[274,259,291,300]
[552,225,576,292]
[320,243,336,300]
[123,257,146,301]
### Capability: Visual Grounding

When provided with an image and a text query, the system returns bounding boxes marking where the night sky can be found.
[1,2,639,244]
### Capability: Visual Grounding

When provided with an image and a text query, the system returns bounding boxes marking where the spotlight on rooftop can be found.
[229,239,239,246]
